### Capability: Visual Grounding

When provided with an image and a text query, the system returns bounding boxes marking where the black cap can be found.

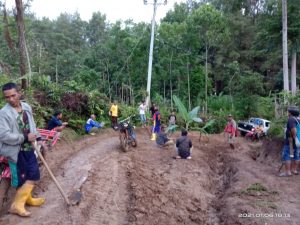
[288,106,299,116]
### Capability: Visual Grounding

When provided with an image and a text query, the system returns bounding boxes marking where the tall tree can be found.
[188,4,229,114]
[282,0,289,91]
[15,0,27,89]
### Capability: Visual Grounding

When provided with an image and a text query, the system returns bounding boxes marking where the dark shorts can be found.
[282,145,300,161]
[17,150,40,187]
[111,116,118,126]
[153,125,160,133]
[178,149,191,159]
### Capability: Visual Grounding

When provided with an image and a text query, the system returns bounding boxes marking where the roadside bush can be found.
[268,117,286,138]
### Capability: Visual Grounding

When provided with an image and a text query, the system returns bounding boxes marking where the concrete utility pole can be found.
[144,0,167,107]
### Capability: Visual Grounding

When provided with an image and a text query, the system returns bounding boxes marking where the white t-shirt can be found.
[139,104,146,115]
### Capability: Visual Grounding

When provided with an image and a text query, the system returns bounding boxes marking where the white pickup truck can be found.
[237,118,271,136]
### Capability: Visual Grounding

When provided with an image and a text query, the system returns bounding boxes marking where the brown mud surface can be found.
[1,128,300,225]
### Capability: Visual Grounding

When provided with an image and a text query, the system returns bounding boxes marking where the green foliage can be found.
[193,119,216,134]
[0,74,11,108]
[255,97,275,120]
[61,128,81,143]
[268,117,286,138]
[87,90,110,115]
[173,95,202,130]
[203,117,226,134]
[234,72,265,118]
[118,104,137,120]
[67,118,86,134]
[207,94,233,116]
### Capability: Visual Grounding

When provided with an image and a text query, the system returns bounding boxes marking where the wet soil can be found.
[0,129,300,225]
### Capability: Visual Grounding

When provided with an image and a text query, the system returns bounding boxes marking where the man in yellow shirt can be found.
[109,100,118,129]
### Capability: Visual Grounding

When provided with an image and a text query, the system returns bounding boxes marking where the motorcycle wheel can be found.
[119,132,129,152]
[131,139,137,147]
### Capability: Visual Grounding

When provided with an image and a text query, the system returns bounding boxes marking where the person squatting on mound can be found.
[279,106,300,177]
[175,129,193,159]
[85,114,104,135]
[0,82,47,217]
[47,110,68,132]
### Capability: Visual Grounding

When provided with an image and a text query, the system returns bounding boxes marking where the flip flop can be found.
[278,172,292,177]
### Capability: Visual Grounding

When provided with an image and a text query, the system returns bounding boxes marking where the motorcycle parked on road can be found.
[118,115,137,152]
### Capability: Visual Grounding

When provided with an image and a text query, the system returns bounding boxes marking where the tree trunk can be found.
[205,44,208,115]
[163,80,166,103]
[169,50,173,110]
[55,55,58,83]
[291,51,297,95]
[3,3,16,56]
[105,60,111,101]
[38,43,42,74]
[24,39,32,85]
[282,0,289,91]
[15,0,27,89]
[187,58,191,111]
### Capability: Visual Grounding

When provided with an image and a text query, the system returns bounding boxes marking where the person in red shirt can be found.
[224,114,237,149]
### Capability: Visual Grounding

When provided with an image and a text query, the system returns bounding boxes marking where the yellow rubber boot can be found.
[151,133,156,141]
[26,184,45,206]
[9,183,32,217]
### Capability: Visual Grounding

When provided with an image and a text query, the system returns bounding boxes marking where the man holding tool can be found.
[0,82,46,217]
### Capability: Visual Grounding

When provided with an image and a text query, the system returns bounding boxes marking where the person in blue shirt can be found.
[85,114,104,135]
[279,106,300,177]
[156,125,174,147]
[47,111,68,131]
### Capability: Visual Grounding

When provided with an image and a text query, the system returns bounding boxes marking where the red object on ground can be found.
[0,156,11,179]
[37,128,60,147]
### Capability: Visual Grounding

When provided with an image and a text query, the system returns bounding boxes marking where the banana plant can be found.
[172,95,202,130]
[193,119,215,142]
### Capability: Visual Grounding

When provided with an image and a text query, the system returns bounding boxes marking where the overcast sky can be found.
[5,0,185,23]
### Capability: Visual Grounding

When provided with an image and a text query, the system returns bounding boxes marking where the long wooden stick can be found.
[34,143,70,205]
[278,162,284,173]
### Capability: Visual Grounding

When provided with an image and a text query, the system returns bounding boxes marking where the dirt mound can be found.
[258,138,284,165]
[245,137,284,169]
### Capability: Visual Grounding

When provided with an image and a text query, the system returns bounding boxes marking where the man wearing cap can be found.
[224,114,237,149]
[280,106,300,176]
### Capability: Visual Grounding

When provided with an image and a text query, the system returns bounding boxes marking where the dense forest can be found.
[0,0,299,135]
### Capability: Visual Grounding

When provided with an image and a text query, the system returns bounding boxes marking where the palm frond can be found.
[202,119,215,130]
[188,106,200,119]
[166,124,178,132]
[192,117,203,123]
[173,95,189,122]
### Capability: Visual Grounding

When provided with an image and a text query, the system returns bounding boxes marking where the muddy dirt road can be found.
[1,128,300,225]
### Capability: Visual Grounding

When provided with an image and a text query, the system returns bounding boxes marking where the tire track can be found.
[0,134,130,225]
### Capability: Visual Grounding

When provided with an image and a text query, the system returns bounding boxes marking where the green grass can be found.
[250,200,277,209]
[239,183,279,196]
